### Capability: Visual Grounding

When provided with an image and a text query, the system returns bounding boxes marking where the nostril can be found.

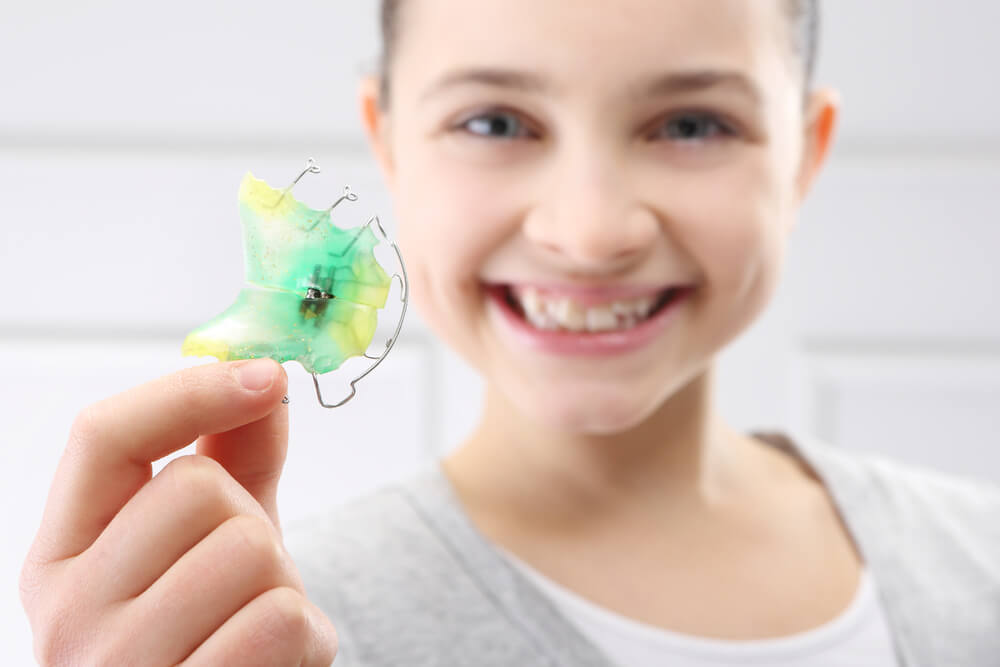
[532,234,654,271]
[523,204,659,269]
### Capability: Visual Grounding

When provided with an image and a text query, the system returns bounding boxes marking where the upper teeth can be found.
[511,286,661,333]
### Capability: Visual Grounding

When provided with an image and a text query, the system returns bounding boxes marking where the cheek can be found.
[393,144,528,363]
[396,138,522,283]
[670,158,790,300]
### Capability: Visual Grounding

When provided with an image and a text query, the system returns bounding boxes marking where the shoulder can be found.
[761,431,1000,586]
[283,470,464,618]
[282,469,540,667]
[788,431,1000,530]
[758,430,1000,528]
[285,475,441,577]
[768,431,1000,594]
[770,432,1000,659]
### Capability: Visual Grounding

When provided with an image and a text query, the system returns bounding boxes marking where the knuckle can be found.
[67,403,104,453]
[22,558,107,665]
[18,556,43,611]
[89,627,138,667]
[163,451,225,479]
[30,599,85,666]
[32,628,66,666]
[161,454,230,504]
[307,606,339,667]
[225,514,284,577]
[17,561,63,627]
[260,587,310,645]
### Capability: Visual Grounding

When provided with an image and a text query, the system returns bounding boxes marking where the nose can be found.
[523,156,659,272]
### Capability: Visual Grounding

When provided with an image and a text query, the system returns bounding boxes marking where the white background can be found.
[2,1,999,663]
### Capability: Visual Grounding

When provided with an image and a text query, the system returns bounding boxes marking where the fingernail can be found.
[234,359,277,392]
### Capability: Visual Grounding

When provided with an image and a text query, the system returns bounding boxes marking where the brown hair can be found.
[378,0,819,107]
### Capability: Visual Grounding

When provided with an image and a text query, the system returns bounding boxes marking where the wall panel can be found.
[0,1,377,142]
[791,349,1000,483]
[792,158,1000,339]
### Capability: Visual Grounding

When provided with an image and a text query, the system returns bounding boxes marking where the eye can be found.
[457,110,535,140]
[651,112,733,142]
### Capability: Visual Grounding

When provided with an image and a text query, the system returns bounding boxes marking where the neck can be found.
[444,367,752,525]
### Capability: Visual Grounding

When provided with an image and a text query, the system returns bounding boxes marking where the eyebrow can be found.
[419,67,762,105]
[419,68,547,102]
[640,70,762,105]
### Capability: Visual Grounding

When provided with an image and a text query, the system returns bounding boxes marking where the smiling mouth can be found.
[491,284,689,334]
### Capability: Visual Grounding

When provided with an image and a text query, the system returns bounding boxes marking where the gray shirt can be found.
[285,432,1000,667]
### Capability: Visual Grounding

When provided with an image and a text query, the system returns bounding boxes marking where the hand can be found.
[19,360,337,666]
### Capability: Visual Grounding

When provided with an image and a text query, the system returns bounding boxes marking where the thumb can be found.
[196,359,290,529]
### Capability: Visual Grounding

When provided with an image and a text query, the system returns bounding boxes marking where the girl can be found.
[20,1,999,666]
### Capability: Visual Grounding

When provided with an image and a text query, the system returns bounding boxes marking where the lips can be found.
[485,282,693,356]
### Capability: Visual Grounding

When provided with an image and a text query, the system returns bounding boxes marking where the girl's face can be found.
[364,0,836,435]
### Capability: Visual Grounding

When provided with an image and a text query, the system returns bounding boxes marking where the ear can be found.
[359,76,397,191]
[796,87,840,202]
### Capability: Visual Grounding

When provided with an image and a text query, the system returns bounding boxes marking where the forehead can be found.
[393,0,792,95]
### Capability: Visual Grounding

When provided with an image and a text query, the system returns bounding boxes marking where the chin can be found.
[508,378,667,437]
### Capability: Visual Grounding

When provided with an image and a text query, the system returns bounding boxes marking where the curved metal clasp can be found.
[307,186,359,231]
[269,159,359,232]
[312,215,409,409]
[271,157,322,210]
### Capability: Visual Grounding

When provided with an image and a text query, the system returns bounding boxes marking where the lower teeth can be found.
[511,288,677,333]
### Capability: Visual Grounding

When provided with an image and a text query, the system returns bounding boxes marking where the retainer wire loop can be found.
[267,158,408,408]
[313,215,409,408]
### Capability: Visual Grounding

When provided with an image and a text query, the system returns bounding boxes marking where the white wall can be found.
[2,2,998,663]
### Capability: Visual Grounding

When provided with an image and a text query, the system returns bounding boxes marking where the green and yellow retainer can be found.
[182,171,395,376]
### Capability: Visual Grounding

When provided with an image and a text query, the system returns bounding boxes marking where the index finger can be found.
[30,359,287,564]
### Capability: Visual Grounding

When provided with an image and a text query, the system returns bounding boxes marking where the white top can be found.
[501,551,900,666]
